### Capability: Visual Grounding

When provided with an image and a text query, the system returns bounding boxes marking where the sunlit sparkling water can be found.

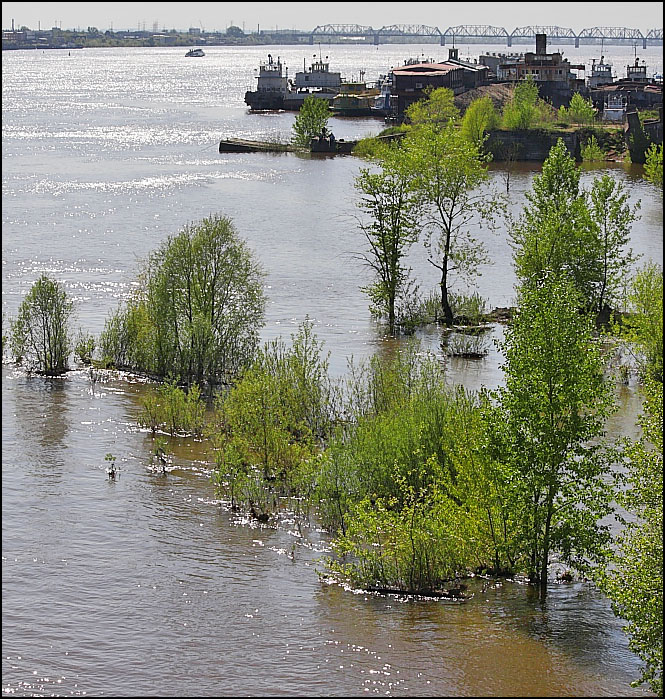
[2,45,662,697]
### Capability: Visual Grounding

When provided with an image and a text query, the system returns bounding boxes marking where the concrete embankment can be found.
[486,129,581,161]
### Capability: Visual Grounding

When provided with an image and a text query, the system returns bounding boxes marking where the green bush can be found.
[461,96,499,147]
[444,329,490,358]
[137,381,207,437]
[448,291,488,325]
[10,275,74,375]
[581,135,606,162]
[74,330,96,365]
[292,96,331,147]
[352,136,389,159]
[99,215,266,388]
[644,143,663,188]
[320,372,513,591]
[501,78,540,130]
[209,320,334,510]
[567,92,596,125]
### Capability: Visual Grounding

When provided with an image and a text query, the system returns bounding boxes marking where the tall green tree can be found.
[588,174,639,319]
[566,92,596,124]
[598,379,663,696]
[100,215,265,387]
[292,95,330,147]
[354,144,421,332]
[405,86,459,127]
[511,140,598,313]
[461,95,499,147]
[491,272,615,594]
[625,262,663,383]
[10,275,74,375]
[501,77,540,130]
[402,123,497,325]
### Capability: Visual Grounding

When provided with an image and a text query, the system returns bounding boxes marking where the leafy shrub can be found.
[292,96,331,147]
[567,92,596,124]
[461,96,499,147]
[74,330,96,365]
[581,135,606,162]
[209,320,334,509]
[10,275,74,375]
[137,381,207,437]
[100,215,265,388]
[644,143,663,188]
[352,136,389,159]
[444,329,490,358]
[448,291,488,325]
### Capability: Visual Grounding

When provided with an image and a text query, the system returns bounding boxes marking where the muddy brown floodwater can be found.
[3,45,661,696]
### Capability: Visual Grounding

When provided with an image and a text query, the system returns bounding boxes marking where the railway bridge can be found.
[309,24,663,48]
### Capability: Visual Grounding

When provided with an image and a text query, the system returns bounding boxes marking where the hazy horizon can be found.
[2,1,663,33]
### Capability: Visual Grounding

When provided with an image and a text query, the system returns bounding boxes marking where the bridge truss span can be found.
[443,25,509,44]
[311,24,374,37]
[307,23,662,48]
[377,24,442,38]
[509,25,576,46]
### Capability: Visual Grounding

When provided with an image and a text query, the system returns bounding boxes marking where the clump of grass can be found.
[443,328,490,358]
[449,291,488,326]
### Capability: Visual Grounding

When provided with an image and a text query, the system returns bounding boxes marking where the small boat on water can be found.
[185,48,205,58]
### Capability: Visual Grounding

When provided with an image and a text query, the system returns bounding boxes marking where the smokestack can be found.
[536,33,547,55]
[12,18,15,31]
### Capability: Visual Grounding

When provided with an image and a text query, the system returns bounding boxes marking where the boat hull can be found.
[244,91,286,110]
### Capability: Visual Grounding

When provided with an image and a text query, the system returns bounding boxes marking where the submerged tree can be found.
[491,272,615,595]
[10,275,74,375]
[292,95,330,148]
[99,214,266,388]
[511,139,639,321]
[354,143,421,332]
[588,173,639,319]
[624,262,663,384]
[402,122,498,325]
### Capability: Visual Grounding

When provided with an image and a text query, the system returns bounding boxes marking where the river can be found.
[2,44,662,696]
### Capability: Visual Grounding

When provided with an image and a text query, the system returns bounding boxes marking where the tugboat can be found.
[244,54,292,110]
[587,56,614,88]
[245,54,344,111]
[185,48,205,57]
[282,56,342,111]
[625,56,649,83]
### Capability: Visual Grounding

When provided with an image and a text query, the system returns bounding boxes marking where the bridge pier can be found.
[309,34,314,45]
[440,34,445,45]
[643,38,647,48]
[507,36,512,47]
[373,33,380,45]
[575,37,579,48]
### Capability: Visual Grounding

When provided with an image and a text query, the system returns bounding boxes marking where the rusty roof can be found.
[392,62,459,76]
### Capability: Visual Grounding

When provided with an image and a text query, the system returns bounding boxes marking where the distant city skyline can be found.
[2,1,663,33]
